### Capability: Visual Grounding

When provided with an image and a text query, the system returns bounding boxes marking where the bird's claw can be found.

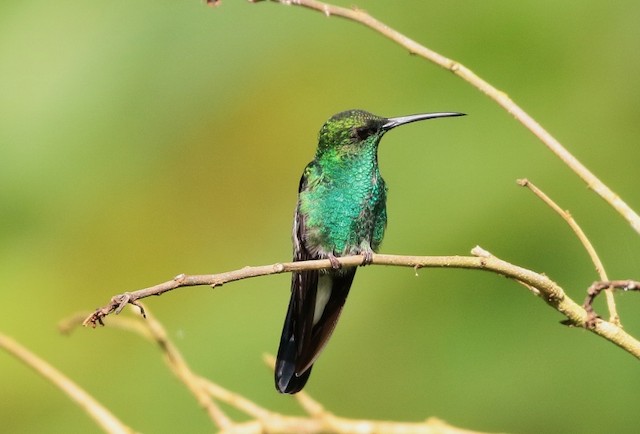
[361,250,374,266]
[328,254,342,270]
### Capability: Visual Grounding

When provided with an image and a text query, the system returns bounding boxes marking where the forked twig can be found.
[518,179,619,323]
[585,280,640,324]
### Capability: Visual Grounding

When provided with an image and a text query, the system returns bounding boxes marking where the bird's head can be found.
[316,109,465,157]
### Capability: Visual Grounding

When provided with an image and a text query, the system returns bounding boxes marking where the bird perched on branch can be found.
[275,109,465,393]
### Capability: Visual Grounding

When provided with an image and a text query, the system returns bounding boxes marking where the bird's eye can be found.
[352,125,376,141]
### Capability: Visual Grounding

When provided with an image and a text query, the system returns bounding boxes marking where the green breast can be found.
[299,151,388,256]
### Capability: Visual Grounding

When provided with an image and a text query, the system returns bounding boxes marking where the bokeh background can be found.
[2,1,640,432]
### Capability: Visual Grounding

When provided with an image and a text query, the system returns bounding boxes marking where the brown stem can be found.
[518,179,619,323]
[82,250,640,360]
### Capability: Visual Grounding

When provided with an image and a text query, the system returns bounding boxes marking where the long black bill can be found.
[382,112,465,131]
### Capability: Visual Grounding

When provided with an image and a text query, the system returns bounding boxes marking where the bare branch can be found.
[139,307,233,429]
[585,280,640,323]
[244,0,640,235]
[65,308,242,430]
[67,307,494,433]
[82,250,640,360]
[198,377,274,420]
[518,179,619,323]
[0,333,137,434]
[80,253,536,327]
[257,353,500,434]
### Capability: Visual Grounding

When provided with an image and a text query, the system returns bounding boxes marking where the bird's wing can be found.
[275,162,356,393]
[275,165,318,393]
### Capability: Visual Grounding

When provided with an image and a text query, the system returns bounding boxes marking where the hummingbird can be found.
[275,109,465,394]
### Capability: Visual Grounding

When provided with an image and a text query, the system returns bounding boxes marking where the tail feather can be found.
[275,268,356,393]
[275,295,313,393]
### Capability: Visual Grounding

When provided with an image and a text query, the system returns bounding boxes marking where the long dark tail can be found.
[274,290,313,394]
[275,268,356,394]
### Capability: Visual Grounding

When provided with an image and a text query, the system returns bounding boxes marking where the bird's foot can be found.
[361,249,374,266]
[328,253,342,270]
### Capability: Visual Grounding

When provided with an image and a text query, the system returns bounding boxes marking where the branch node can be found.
[174,273,186,282]
[584,280,640,326]
[471,246,492,257]
[113,293,132,314]
[585,315,600,330]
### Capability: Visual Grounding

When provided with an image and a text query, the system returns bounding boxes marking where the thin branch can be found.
[518,179,619,323]
[585,280,640,320]
[214,415,492,434]
[197,377,274,420]
[243,0,640,235]
[257,353,497,434]
[65,309,241,430]
[68,308,493,433]
[83,250,640,360]
[139,306,233,430]
[0,333,137,434]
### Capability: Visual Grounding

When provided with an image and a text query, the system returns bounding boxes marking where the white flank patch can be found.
[313,274,332,326]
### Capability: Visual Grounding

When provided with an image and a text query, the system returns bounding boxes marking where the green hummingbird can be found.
[275,109,465,394]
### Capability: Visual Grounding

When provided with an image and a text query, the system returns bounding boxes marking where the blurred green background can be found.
[2,0,640,432]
